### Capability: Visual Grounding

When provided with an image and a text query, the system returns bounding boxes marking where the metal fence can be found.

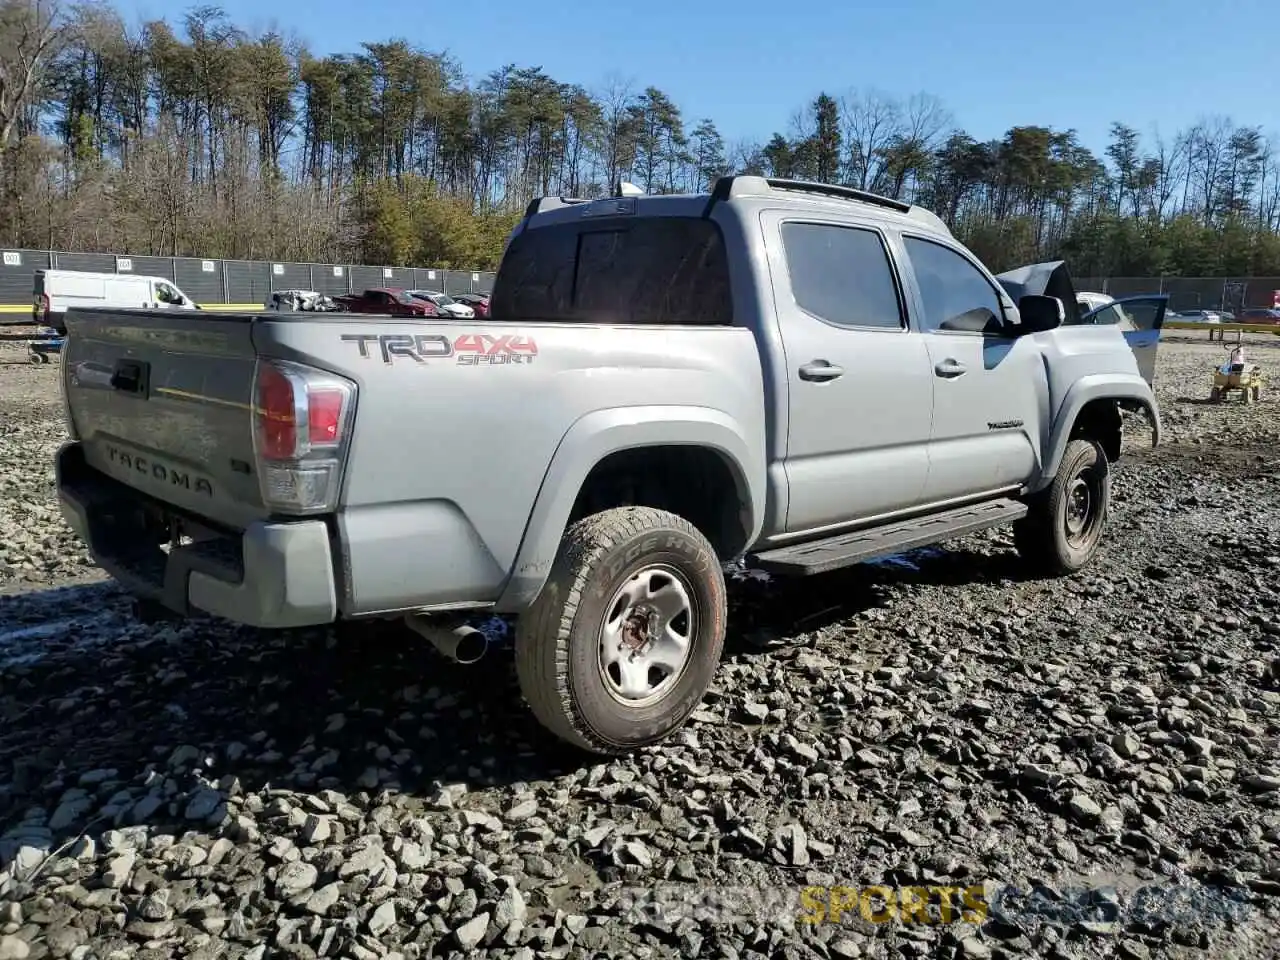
[1075,276,1280,313]
[0,248,496,312]
[3,246,1277,319]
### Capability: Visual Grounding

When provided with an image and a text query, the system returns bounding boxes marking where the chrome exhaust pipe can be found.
[404,617,489,665]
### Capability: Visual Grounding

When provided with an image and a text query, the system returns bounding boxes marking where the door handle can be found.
[798,360,845,382]
[934,359,967,378]
[110,359,149,396]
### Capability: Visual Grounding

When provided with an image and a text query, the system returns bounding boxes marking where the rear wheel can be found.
[1014,439,1111,576]
[515,506,727,755]
[1210,386,1222,402]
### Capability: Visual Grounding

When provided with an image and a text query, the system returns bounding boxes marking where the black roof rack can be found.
[522,196,590,218]
[764,178,912,212]
[702,175,912,216]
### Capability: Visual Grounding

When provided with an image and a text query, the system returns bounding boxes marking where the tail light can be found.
[252,358,357,514]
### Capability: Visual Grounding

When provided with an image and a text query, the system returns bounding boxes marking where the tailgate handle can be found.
[110,359,149,397]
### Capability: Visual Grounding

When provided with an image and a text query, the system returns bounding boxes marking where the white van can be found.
[33,269,200,331]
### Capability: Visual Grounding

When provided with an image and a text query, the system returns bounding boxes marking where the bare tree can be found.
[0,0,65,204]
[596,73,638,192]
[901,92,952,149]
[725,137,765,176]
[1186,115,1233,221]
[1,0,1279,275]
[1259,139,1280,231]
[1149,124,1187,220]
[838,88,902,190]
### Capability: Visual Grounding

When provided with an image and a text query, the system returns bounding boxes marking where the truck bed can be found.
[56,308,765,624]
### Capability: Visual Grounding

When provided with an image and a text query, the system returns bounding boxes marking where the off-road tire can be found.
[1210,387,1222,402]
[515,506,727,755]
[1013,439,1111,576]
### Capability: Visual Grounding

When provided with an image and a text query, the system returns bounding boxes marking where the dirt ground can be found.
[0,329,1278,960]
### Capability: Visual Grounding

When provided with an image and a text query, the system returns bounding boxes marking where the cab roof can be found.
[521,175,954,238]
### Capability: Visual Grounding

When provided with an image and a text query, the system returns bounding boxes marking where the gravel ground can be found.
[1,331,1279,960]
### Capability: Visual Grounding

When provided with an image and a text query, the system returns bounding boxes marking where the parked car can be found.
[406,289,474,318]
[1239,308,1280,325]
[53,176,1162,756]
[1174,309,1225,324]
[265,290,342,312]
[1075,291,1114,316]
[454,293,491,318]
[34,269,199,333]
[332,288,440,317]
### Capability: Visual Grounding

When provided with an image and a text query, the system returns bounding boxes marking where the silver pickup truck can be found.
[54,176,1165,755]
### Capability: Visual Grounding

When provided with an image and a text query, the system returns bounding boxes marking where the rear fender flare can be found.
[1032,375,1161,492]
[495,406,765,613]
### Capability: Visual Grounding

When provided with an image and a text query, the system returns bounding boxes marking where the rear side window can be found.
[491,217,733,325]
[780,222,903,329]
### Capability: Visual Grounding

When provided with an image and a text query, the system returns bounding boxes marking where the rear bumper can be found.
[56,443,337,628]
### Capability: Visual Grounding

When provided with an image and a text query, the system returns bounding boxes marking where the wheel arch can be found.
[1032,376,1160,493]
[495,406,765,613]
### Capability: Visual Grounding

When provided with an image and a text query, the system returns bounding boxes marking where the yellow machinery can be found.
[1211,345,1264,403]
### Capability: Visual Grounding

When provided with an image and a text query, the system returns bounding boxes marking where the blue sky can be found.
[120,0,1274,159]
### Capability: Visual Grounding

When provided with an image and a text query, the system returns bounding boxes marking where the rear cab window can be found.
[491,216,733,325]
[778,221,904,329]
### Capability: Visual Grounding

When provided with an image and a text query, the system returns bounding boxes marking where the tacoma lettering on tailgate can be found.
[106,445,214,496]
[340,333,538,366]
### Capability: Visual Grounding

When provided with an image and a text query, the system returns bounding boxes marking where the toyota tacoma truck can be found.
[54,176,1164,756]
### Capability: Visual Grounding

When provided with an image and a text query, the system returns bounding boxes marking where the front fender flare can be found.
[1033,375,1161,492]
[494,405,765,613]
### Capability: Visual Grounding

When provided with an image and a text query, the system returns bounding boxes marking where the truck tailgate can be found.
[62,309,267,529]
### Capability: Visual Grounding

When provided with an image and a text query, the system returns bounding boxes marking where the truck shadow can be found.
[1173,395,1224,406]
[723,542,1037,654]
[0,542,1032,834]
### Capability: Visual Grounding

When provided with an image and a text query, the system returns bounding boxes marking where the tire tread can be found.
[515,506,722,755]
[1014,438,1109,576]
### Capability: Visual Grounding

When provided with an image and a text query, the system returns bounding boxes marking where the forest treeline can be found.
[2,0,1279,274]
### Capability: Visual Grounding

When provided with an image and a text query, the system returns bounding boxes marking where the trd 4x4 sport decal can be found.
[340,332,538,366]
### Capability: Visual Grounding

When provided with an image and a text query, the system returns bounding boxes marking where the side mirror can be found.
[1017,294,1065,334]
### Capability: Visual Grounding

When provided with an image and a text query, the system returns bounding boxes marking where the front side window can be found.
[780,221,903,329]
[1086,298,1163,332]
[156,282,179,303]
[491,216,732,325]
[903,236,1005,335]
[1085,303,1124,327]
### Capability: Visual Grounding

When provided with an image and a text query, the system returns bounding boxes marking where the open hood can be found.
[995,260,1080,321]
[997,261,1166,385]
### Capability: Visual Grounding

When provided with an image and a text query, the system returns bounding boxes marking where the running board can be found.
[748,498,1029,577]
